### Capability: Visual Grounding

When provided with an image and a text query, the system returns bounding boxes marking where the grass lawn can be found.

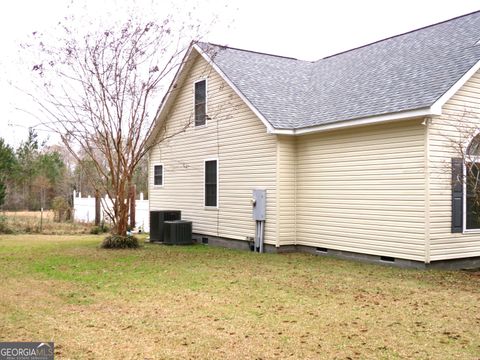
[0,235,479,359]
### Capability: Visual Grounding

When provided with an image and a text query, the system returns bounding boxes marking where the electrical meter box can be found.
[252,189,266,221]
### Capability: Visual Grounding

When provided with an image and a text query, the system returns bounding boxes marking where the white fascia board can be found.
[272,128,295,135]
[431,59,480,113]
[156,45,195,120]
[193,44,276,134]
[272,107,438,136]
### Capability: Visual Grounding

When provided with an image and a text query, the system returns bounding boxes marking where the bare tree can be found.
[24,14,203,238]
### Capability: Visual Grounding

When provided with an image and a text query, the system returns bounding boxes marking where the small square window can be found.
[154,165,163,186]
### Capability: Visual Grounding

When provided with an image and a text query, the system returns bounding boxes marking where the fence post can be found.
[95,189,100,226]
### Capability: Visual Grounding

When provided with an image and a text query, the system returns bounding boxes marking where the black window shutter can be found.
[451,158,463,233]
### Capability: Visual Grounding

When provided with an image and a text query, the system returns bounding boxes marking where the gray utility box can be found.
[164,220,193,245]
[252,189,266,221]
[150,210,181,242]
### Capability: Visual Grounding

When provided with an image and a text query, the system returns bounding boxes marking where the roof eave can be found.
[271,106,441,136]
[145,43,197,148]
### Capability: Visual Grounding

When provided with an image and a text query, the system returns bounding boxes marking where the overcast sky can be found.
[0,0,478,147]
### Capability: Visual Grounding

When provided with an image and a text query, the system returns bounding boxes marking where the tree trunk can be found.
[115,203,127,236]
[95,189,100,226]
[113,183,129,236]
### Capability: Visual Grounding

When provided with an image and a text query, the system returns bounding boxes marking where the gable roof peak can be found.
[197,41,302,61]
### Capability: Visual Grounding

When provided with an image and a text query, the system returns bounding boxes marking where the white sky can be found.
[0,0,478,147]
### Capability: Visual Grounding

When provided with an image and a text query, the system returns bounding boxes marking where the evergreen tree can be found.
[0,138,16,207]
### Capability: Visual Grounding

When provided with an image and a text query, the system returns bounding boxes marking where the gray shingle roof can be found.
[198,11,480,130]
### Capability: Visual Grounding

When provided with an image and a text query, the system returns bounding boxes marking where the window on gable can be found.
[154,165,163,186]
[195,80,206,127]
[205,160,217,207]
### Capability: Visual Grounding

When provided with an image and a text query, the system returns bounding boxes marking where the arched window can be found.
[465,134,480,230]
[467,134,480,156]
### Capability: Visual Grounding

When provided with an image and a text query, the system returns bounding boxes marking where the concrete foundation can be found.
[189,233,480,270]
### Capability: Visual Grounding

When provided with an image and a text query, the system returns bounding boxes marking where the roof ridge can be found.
[200,41,300,61]
[321,10,480,60]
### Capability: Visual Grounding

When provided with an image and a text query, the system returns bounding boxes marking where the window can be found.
[194,80,206,127]
[466,136,480,230]
[466,164,480,229]
[154,165,163,186]
[204,160,217,207]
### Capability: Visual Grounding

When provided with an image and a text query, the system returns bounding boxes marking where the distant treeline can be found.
[0,129,147,211]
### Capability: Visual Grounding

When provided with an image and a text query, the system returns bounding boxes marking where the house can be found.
[147,11,480,268]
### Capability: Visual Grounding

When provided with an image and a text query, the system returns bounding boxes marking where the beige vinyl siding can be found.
[277,136,296,246]
[149,54,277,244]
[296,119,426,261]
[428,69,480,261]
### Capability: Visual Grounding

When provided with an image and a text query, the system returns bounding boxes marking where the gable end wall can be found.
[428,69,480,261]
[148,55,278,245]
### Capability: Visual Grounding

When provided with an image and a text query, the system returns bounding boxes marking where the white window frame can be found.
[153,163,164,188]
[203,158,218,209]
[194,78,208,128]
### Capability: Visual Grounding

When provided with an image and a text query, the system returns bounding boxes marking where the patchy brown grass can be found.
[1,211,93,234]
[0,234,479,359]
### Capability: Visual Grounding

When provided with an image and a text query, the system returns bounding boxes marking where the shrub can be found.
[90,226,101,235]
[0,215,14,234]
[52,196,71,222]
[90,223,110,235]
[100,235,139,249]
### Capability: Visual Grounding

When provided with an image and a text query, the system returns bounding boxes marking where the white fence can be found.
[73,191,150,232]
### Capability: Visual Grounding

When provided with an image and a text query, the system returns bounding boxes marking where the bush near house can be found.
[100,234,139,249]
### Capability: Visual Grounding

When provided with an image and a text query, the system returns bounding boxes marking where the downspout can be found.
[294,136,297,247]
[275,139,280,248]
